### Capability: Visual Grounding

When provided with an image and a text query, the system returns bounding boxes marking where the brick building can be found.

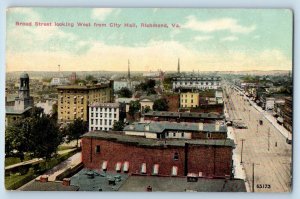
[282,97,292,132]
[163,94,180,112]
[81,131,234,177]
[57,83,113,124]
[144,111,224,123]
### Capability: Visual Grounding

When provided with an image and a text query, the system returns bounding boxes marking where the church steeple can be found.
[128,59,131,80]
[177,58,180,74]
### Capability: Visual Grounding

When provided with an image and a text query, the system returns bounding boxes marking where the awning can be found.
[102,161,108,171]
[141,163,146,174]
[152,164,159,175]
[123,161,129,173]
[171,166,178,176]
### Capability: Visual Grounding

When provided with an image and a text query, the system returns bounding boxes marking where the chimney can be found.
[62,178,71,186]
[146,186,152,192]
[198,123,203,131]
[215,122,220,131]
[144,124,150,131]
[40,175,48,183]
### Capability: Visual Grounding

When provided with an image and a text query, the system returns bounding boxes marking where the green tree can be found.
[118,87,132,98]
[5,114,62,160]
[128,100,140,118]
[144,106,151,113]
[30,115,62,160]
[64,118,88,147]
[153,98,169,111]
[50,103,58,120]
[86,75,96,82]
[112,120,125,131]
[5,118,33,160]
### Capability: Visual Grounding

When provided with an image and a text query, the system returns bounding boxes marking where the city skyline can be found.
[6,8,293,72]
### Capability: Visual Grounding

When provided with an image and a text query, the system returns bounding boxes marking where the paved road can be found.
[224,85,292,192]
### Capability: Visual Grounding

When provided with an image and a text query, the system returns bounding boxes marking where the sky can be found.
[6,8,293,72]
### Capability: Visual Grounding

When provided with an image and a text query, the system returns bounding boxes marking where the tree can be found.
[64,118,88,147]
[153,98,169,111]
[112,120,125,131]
[128,100,140,118]
[86,75,96,82]
[5,114,62,160]
[5,118,33,160]
[118,87,132,98]
[30,115,62,160]
[144,106,151,113]
[50,103,58,120]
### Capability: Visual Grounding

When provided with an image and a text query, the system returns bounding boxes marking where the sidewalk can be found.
[42,152,82,181]
[5,148,77,171]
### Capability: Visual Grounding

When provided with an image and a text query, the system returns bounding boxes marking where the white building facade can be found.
[172,76,221,90]
[89,102,120,131]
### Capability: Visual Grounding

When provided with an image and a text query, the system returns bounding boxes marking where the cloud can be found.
[221,36,238,42]
[194,35,213,41]
[183,16,256,34]
[6,38,291,72]
[7,7,41,21]
[253,35,260,39]
[91,8,114,21]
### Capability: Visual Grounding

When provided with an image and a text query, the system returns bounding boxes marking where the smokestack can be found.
[40,175,48,183]
[62,178,71,186]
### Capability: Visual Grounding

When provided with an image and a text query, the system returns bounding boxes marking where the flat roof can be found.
[119,175,246,192]
[70,169,128,191]
[144,111,224,119]
[19,181,79,191]
[123,122,227,133]
[82,131,234,147]
[89,102,119,108]
[57,84,110,90]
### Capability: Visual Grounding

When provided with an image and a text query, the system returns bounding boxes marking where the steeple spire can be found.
[128,59,131,80]
[177,58,180,74]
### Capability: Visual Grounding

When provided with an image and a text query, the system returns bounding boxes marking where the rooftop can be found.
[19,180,79,191]
[124,122,227,133]
[144,111,224,119]
[57,84,110,90]
[82,131,234,148]
[70,169,128,191]
[119,175,246,192]
[6,106,32,115]
[89,102,119,108]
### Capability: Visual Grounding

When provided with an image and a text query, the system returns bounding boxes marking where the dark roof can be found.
[70,169,128,191]
[57,84,110,90]
[144,111,224,119]
[119,175,246,192]
[82,131,234,148]
[20,181,79,191]
[123,122,227,133]
[6,106,32,115]
[20,72,29,79]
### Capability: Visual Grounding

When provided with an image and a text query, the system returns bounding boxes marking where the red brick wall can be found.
[82,138,232,177]
[164,95,180,112]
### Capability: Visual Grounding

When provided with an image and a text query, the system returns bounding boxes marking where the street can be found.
[224,85,292,192]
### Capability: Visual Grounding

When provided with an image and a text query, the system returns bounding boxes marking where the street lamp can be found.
[240,139,245,164]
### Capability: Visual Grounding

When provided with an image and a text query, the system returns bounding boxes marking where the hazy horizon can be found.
[6,8,293,72]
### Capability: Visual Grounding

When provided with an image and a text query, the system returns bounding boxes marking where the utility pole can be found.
[268,127,270,151]
[252,163,255,192]
[240,139,245,164]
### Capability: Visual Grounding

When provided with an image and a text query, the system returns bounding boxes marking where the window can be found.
[109,113,112,118]
[174,152,179,160]
[173,132,176,137]
[109,120,112,125]
[181,132,184,137]
[91,113,94,117]
[105,113,107,117]
[96,113,98,117]
[95,145,100,153]
[114,113,117,118]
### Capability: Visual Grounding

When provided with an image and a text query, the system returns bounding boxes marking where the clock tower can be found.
[14,72,33,111]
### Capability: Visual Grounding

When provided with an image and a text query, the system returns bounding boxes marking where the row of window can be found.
[175,82,220,85]
[91,119,116,125]
[91,126,112,131]
[90,107,118,112]
[91,112,117,118]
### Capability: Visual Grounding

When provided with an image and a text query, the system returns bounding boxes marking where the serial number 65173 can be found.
[256,184,271,189]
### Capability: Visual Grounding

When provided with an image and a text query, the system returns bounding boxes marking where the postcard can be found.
[5,8,293,192]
